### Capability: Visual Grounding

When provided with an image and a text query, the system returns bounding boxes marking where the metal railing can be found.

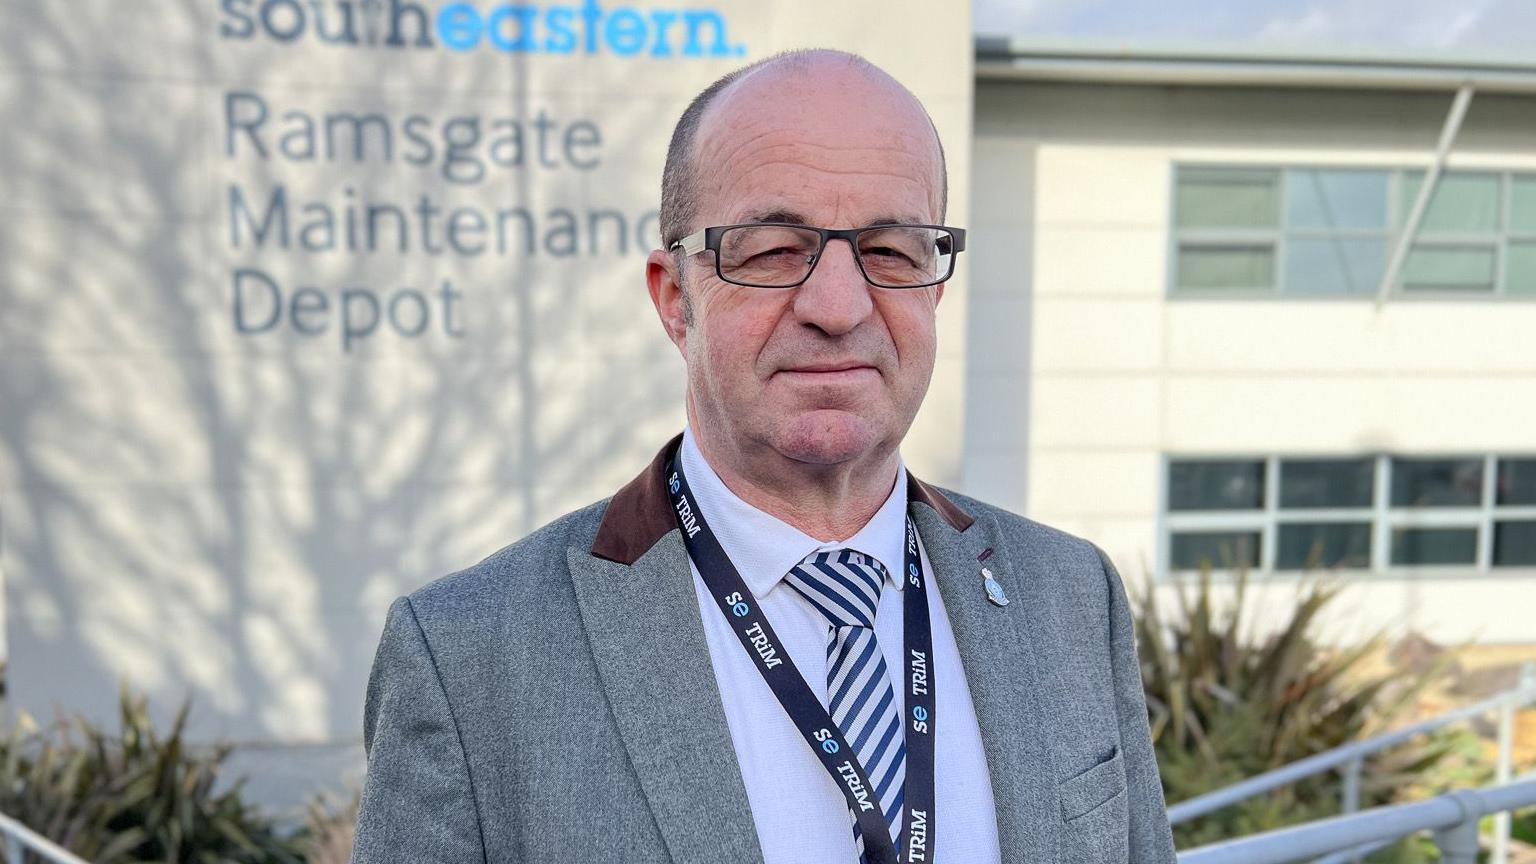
[2,668,1529,864]
[0,811,91,864]
[1178,776,1536,864]
[1169,661,1536,862]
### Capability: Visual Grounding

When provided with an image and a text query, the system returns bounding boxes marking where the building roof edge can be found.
[974,37,1536,94]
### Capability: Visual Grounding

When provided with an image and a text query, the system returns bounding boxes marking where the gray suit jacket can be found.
[352,437,1176,864]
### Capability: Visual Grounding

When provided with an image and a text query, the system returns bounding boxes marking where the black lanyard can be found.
[666,453,936,864]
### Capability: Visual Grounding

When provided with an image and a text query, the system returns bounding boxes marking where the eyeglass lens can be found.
[716,225,954,288]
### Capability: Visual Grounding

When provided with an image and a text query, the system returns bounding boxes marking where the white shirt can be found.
[681,429,1002,864]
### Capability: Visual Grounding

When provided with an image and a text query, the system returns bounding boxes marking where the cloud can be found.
[1253,0,1497,51]
[972,0,1086,36]
[974,0,1533,58]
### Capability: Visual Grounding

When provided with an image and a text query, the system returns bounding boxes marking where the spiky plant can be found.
[0,690,304,864]
[1138,567,1481,859]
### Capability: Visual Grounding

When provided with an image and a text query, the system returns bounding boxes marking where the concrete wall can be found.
[0,0,974,809]
[969,80,1536,645]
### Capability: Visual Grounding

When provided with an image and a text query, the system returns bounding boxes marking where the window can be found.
[1390,458,1482,507]
[1510,175,1536,296]
[1496,459,1536,566]
[1164,455,1536,574]
[1171,166,1536,297]
[1168,460,1264,511]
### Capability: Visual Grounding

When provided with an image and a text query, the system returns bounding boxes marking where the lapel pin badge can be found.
[977,549,1009,607]
[981,568,1010,607]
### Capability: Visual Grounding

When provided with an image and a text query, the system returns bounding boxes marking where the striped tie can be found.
[785,549,906,859]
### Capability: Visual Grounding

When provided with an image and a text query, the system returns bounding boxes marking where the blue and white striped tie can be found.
[786,549,906,859]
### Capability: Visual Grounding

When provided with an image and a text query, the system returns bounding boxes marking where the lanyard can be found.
[666,453,936,864]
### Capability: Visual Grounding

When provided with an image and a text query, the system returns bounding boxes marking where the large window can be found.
[1171,166,1536,297]
[1164,455,1536,573]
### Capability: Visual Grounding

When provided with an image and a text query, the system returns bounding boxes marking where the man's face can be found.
[654,63,946,471]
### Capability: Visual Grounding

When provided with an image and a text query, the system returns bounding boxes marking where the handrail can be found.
[1177,776,1536,864]
[1168,666,1536,825]
[0,811,93,864]
[1308,836,1395,864]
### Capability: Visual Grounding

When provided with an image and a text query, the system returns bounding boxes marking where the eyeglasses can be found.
[669,223,966,289]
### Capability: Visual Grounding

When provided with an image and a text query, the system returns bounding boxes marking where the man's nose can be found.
[791,238,874,336]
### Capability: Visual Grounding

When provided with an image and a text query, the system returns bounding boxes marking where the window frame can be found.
[1160,453,1536,578]
[1168,164,1536,301]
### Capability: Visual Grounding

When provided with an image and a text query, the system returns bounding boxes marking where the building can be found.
[3,3,1533,811]
[965,41,1536,645]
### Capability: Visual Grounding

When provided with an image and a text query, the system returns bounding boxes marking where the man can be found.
[353,50,1175,864]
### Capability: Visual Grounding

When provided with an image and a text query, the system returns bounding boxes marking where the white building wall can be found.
[968,81,1536,645]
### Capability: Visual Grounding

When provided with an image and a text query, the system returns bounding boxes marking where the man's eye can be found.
[863,245,916,263]
[749,246,807,260]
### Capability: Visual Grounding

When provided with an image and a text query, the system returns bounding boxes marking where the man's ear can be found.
[647,248,689,355]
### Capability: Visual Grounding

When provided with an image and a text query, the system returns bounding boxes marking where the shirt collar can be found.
[680,427,908,599]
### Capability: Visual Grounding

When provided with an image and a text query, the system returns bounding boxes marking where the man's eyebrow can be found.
[864,216,930,227]
[739,209,809,224]
[735,211,932,227]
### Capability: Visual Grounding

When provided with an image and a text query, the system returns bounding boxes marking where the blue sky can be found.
[973,0,1536,60]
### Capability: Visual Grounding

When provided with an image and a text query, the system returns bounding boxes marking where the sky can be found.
[973,0,1536,61]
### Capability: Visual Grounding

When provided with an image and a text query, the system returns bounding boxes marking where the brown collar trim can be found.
[589,435,685,566]
[590,435,975,565]
[907,472,977,535]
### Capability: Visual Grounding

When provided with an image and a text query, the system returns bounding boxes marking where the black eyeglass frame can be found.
[668,222,967,289]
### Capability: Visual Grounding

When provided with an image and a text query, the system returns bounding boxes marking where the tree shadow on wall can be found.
[0,1,680,813]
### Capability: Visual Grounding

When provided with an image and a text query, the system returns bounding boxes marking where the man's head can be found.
[658,51,949,259]
[646,50,951,480]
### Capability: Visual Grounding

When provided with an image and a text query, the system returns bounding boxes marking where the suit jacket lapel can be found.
[910,493,1062,864]
[567,533,764,864]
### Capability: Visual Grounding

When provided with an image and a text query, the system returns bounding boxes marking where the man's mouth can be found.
[784,361,875,373]
[775,362,880,383]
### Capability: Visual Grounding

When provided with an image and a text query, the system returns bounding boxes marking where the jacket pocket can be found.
[1058,745,1129,863]
[1059,744,1127,822]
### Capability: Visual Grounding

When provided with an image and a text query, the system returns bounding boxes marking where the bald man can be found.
[352,50,1176,864]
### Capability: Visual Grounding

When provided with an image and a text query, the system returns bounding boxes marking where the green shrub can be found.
[1137,568,1483,859]
[0,690,304,864]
